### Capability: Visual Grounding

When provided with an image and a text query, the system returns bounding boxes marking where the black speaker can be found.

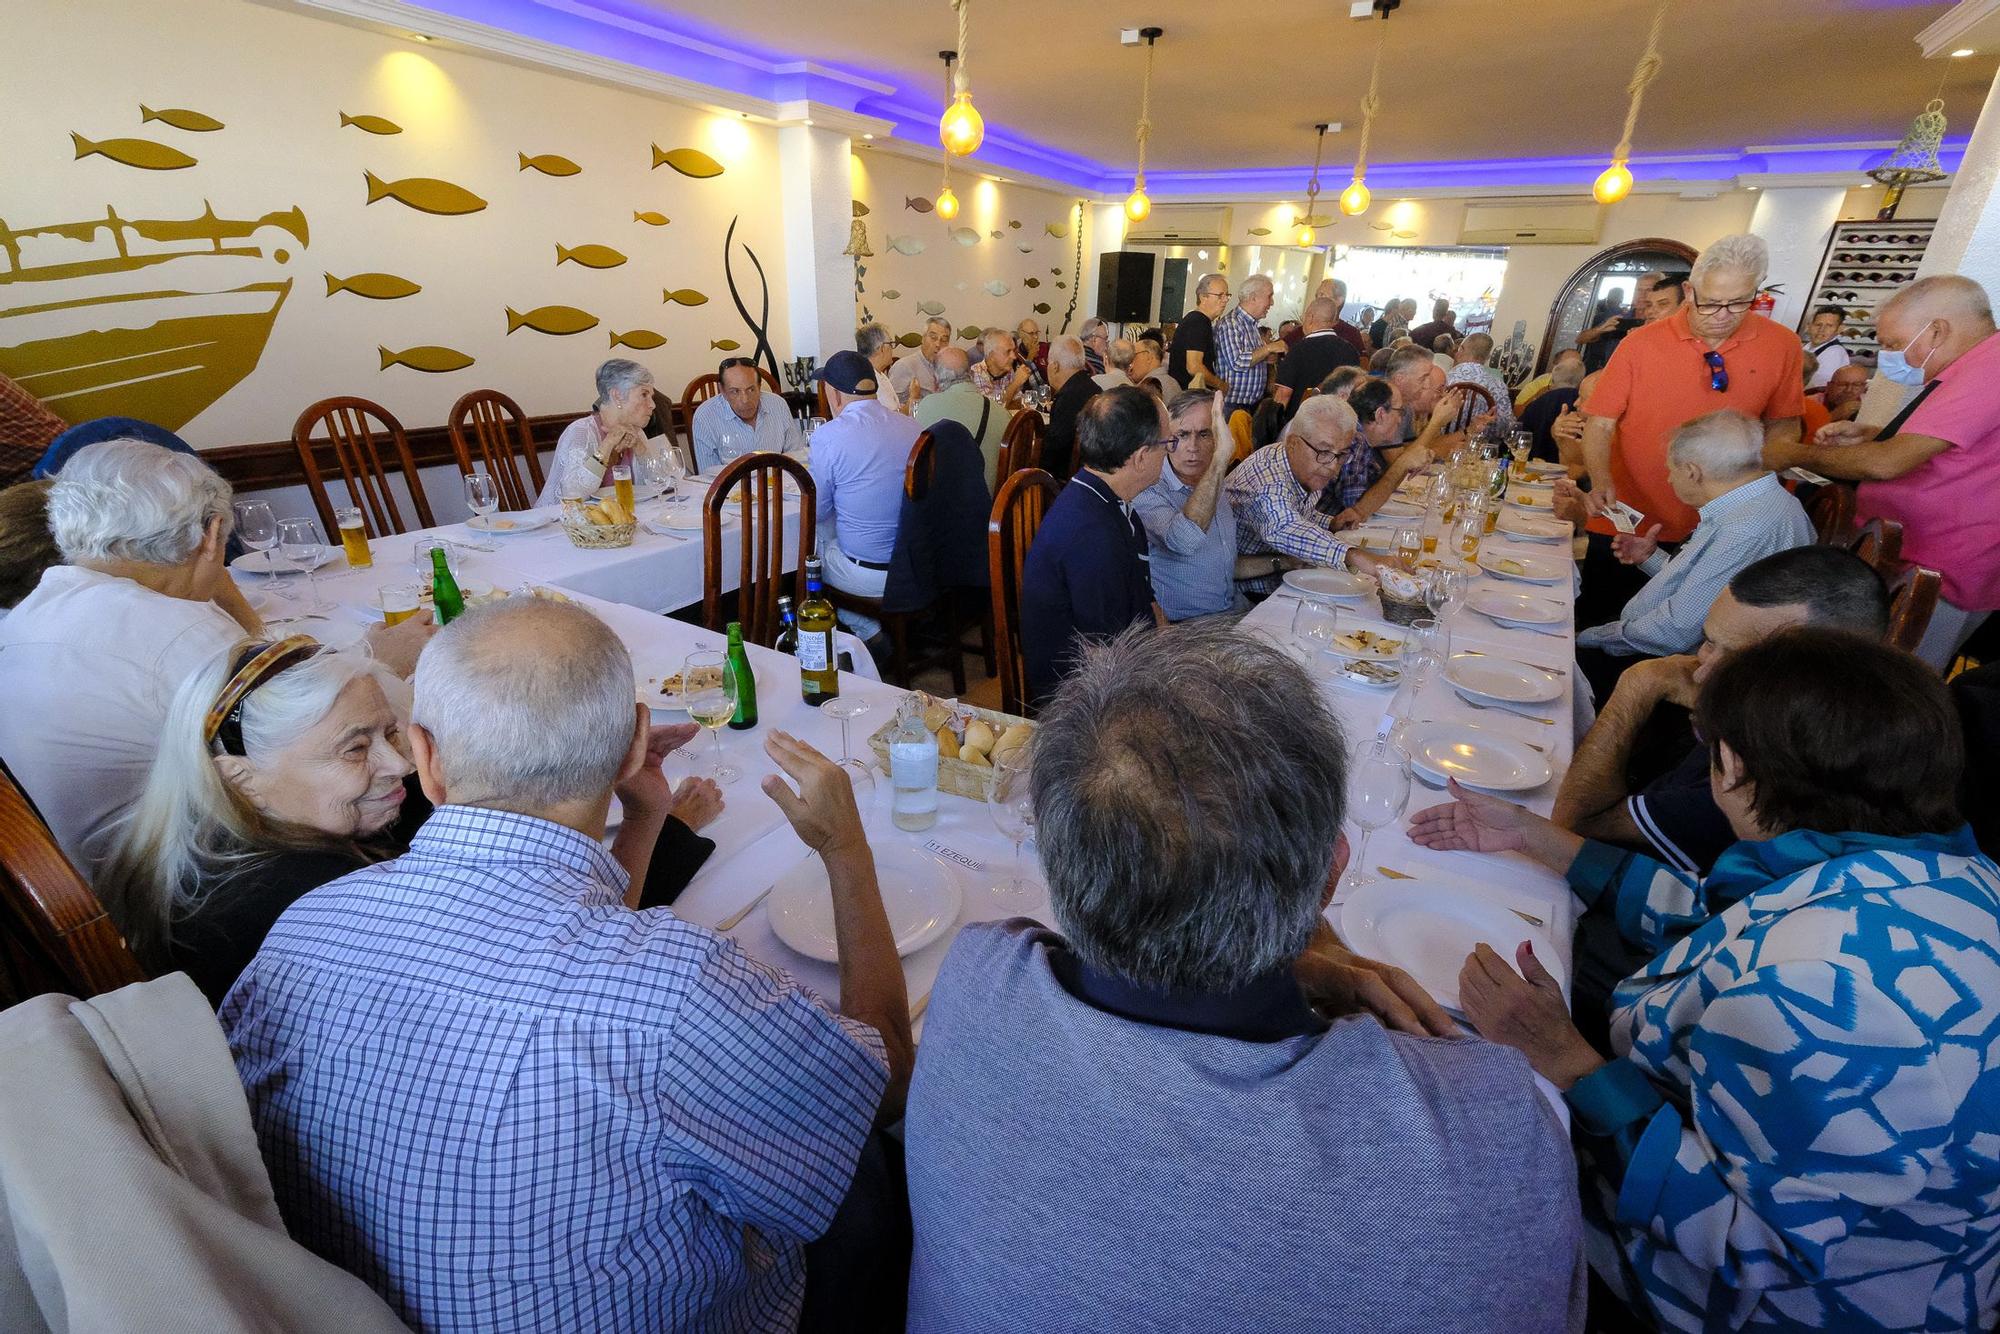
[1096,250,1156,324]
[1159,258,1190,324]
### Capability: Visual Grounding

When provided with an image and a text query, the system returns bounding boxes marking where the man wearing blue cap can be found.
[811,350,921,639]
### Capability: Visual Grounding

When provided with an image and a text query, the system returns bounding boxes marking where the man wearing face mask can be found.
[1773,274,2000,665]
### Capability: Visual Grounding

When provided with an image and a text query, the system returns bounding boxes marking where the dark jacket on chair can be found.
[883,421,992,615]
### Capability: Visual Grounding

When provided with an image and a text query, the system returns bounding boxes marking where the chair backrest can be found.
[446,389,545,512]
[703,451,816,647]
[1448,379,1499,434]
[680,367,788,457]
[816,380,832,421]
[904,430,936,501]
[1844,515,1904,579]
[291,396,434,538]
[988,468,1062,718]
[998,408,1042,481]
[0,767,146,1000]
[1807,481,1858,544]
[1885,560,1944,656]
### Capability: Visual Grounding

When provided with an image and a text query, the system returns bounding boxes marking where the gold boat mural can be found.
[0,201,308,430]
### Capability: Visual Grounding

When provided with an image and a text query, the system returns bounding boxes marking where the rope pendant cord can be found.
[1134,35,1155,187]
[951,0,970,96]
[1352,17,1387,179]
[1611,0,1670,162]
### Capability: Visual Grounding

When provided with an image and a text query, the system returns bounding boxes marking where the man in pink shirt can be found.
[1776,274,1999,664]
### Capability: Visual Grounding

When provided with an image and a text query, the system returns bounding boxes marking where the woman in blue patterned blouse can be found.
[1409,628,2000,1332]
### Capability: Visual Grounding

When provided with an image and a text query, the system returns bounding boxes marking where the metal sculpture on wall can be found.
[721,215,777,382]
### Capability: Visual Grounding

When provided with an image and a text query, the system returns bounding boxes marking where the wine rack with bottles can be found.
[1801,221,1934,367]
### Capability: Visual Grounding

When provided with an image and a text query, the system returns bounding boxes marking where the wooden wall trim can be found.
[204,412,578,492]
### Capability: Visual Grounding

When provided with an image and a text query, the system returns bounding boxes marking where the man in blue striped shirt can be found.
[224,598,911,1332]
[1576,409,1812,700]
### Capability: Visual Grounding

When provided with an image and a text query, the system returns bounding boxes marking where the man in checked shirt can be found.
[1226,394,1397,597]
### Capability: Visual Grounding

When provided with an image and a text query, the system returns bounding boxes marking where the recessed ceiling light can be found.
[410,31,433,41]
[862,132,874,140]
[1951,48,1976,57]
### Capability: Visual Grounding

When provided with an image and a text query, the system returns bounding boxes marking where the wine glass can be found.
[634,447,678,507]
[1341,739,1412,898]
[1426,565,1471,620]
[463,471,499,537]
[1409,616,1451,676]
[986,744,1042,906]
[681,649,739,784]
[233,500,281,595]
[276,517,332,614]
[718,427,747,470]
[1290,597,1339,668]
[820,696,875,794]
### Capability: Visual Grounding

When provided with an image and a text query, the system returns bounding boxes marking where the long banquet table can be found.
[231,474,1586,1077]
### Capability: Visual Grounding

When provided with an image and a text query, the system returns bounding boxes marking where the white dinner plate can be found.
[652,501,737,533]
[1477,550,1568,585]
[1520,459,1567,477]
[767,845,965,962]
[1400,719,1553,792]
[1467,588,1567,626]
[1323,617,1410,661]
[1283,568,1374,601]
[231,546,339,574]
[1504,488,1556,512]
[1496,512,1571,543]
[1509,476,1555,494]
[1327,656,1403,690]
[467,511,555,535]
[641,661,765,711]
[1444,653,1563,705]
[1339,879,1567,1013]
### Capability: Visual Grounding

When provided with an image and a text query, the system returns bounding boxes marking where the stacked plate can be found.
[1443,653,1563,709]
[1495,512,1570,543]
[1282,568,1374,601]
[1467,587,1568,631]
[1477,549,1567,584]
[767,845,965,961]
[1398,719,1552,792]
[1339,878,1567,1012]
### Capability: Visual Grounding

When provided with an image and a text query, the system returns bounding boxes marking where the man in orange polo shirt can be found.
[1578,234,1804,544]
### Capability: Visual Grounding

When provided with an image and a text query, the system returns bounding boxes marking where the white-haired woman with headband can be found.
[100,636,722,1004]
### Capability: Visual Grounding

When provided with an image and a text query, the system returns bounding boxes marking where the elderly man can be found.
[1801,303,1850,387]
[539,358,669,504]
[690,356,804,474]
[1093,337,1136,390]
[811,350,920,637]
[1407,296,1457,352]
[1576,410,1814,698]
[1272,296,1362,423]
[1015,318,1050,381]
[1519,354,1586,465]
[1513,347,1582,415]
[856,323,903,413]
[1640,276,1683,323]
[1132,391,1253,622]
[1314,276,1367,354]
[1776,274,2000,664]
[1078,318,1110,377]
[1383,344,1455,443]
[1799,361,1869,441]
[1214,274,1284,417]
[1169,272,1230,392]
[1321,377,1461,528]
[914,346,1007,489]
[1227,395,1388,597]
[0,441,425,879]
[1580,235,1803,547]
[1019,387,1164,707]
[1039,335,1100,482]
[888,316,951,405]
[1131,336,1177,397]
[905,619,1586,1332]
[971,330,1033,409]
[1444,332,1517,435]
[225,598,908,1332]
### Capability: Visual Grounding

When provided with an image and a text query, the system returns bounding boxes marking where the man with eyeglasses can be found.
[1577,234,1803,552]
[1168,273,1231,392]
[1133,391,1253,621]
[1226,394,1390,598]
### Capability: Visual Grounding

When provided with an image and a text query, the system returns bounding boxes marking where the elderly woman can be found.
[906,620,1585,1330]
[537,358,673,505]
[1411,629,2000,1332]
[101,635,724,1005]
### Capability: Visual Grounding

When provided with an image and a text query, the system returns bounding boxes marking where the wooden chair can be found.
[1807,481,1858,545]
[702,451,815,648]
[997,408,1043,481]
[1446,380,1500,435]
[1885,561,1944,656]
[0,766,146,1001]
[679,368,783,458]
[291,396,434,539]
[816,380,832,421]
[988,468,1062,718]
[447,389,544,511]
[1844,516,1904,579]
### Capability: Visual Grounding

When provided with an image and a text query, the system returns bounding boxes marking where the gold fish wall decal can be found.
[1051,267,1061,274]
[506,304,598,336]
[959,325,984,341]
[1055,281,1066,289]
[1247,227,1272,236]
[990,230,1003,240]
[633,210,670,226]
[380,345,475,373]
[852,200,870,217]
[881,289,902,300]
[904,196,934,214]
[1008,220,1022,230]
[610,329,667,350]
[651,145,724,178]
[1044,220,1070,238]
[1033,302,1052,314]
[949,227,979,247]
[141,105,224,132]
[895,331,924,348]
[1023,278,1040,288]
[519,152,582,177]
[340,112,402,135]
[364,171,487,216]
[325,271,422,300]
[710,338,741,351]
[662,288,708,306]
[70,133,195,171]
[555,243,627,269]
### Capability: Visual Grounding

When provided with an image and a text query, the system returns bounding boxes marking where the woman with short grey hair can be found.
[537,357,670,505]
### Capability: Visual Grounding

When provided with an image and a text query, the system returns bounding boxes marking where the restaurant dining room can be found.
[5,0,2000,1328]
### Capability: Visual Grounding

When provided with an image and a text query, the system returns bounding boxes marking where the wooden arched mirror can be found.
[1534,237,1698,375]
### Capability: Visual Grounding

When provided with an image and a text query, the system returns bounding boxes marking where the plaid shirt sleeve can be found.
[1213,310,1258,383]
[1234,474,1349,568]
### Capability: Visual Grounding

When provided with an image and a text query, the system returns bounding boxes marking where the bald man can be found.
[1773,274,1999,662]
[1445,332,1517,434]
[915,345,1008,489]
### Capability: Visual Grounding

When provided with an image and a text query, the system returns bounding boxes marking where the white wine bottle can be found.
[796,557,840,707]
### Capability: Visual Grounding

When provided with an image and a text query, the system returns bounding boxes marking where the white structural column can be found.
[1918,64,2000,292]
[1747,187,1848,330]
[778,124,859,361]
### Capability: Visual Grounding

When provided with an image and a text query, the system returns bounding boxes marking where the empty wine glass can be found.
[1290,597,1339,668]
[1426,565,1471,620]
[634,448,678,507]
[681,649,739,784]
[276,517,332,614]
[1406,617,1450,688]
[233,500,281,595]
[1341,739,1412,898]
[820,696,875,794]
[986,744,1042,906]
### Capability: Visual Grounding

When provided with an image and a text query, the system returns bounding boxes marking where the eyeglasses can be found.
[1296,437,1350,467]
[1703,350,1728,393]
[1687,286,1757,317]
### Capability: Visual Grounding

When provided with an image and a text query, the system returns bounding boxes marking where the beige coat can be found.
[0,972,409,1333]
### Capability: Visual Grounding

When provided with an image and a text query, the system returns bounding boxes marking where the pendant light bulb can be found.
[1592,160,1633,205]
[935,186,960,220]
[1296,224,1316,246]
[940,92,983,156]
[1125,187,1151,222]
[1338,178,1371,216]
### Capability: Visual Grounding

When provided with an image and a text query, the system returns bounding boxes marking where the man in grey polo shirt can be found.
[904,621,1586,1333]
[1131,390,1247,621]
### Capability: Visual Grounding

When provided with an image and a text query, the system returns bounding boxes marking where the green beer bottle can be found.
[429,546,465,625]
[725,620,758,730]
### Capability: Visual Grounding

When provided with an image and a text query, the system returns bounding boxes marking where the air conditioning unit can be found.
[1459,201,1603,246]
[1124,205,1232,245]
